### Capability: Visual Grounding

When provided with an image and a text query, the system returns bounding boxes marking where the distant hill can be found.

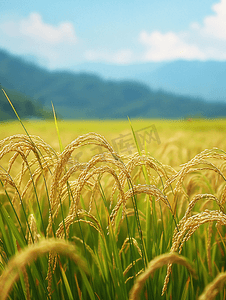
[1,49,226,120]
[135,60,226,102]
[71,60,226,102]
[0,85,51,121]
[71,61,164,79]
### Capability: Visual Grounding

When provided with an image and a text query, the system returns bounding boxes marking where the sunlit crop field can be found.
[1,118,226,165]
[0,118,226,299]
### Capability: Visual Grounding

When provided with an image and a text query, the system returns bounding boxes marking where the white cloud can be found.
[201,0,226,40]
[139,31,205,61]
[85,49,134,64]
[1,12,77,45]
[139,0,226,61]
[0,12,78,68]
[114,50,134,64]
[19,13,77,44]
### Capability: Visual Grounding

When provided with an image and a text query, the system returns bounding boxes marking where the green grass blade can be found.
[59,263,74,300]
[51,101,64,152]
[80,270,96,300]
[0,204,25,249]
[2,88,31,137]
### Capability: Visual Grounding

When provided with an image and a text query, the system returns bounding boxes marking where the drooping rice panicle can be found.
[0,238,88,300]
[130,252,196,300]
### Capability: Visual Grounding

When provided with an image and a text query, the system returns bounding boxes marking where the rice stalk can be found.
[129,252,196,300]
[162,209,226,295]
[198,272,226,300]
[0,238,88,300]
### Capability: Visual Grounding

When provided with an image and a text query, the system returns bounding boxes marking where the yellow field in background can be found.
[1,118,226,167]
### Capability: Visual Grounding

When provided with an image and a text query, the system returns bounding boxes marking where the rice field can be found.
[0,116,226,299]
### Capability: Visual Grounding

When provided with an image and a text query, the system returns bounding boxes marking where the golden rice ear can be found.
[220,184,226,212]
[163,148,226,203]
[198,272,226,300]
[48,132,118,206]
[181,194,223,223]
[0,134,57,210]
[129,252,196,300]
[0,238,88,300]
[46,135,124,236]
[27,214,40,244]
[163,209,226,295]
[109,153,174,210]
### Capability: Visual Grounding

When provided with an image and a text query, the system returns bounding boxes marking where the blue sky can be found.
[1,0,226,70]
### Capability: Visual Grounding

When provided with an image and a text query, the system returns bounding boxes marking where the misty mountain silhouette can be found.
[1,49,226,119]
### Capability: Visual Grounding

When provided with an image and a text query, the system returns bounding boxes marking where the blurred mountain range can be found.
[73,60,226,102]
[0,86,51,121]
[0,48,226,120]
